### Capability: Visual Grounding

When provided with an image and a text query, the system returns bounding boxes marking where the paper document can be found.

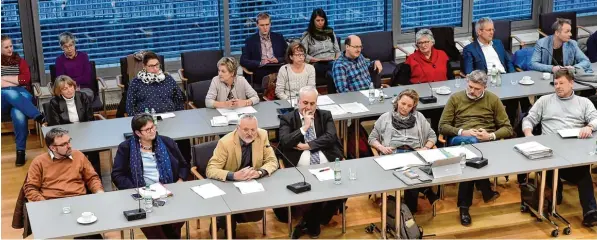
[318,104,347,116]
[374,152,425,170]
[211,112,239,126]
[557,128,581,138]
[339,102,369,113]
[191,183,226,199]
[138,183,172,199]
[443,146,478,160]
[514,141,553,159]
[359,89,388,98]
[233,180,265,194]
[156,112,175,119]
[308,167,335,181]
[288,95,335,106]
[217,106,257,115]
[417,149,448,163]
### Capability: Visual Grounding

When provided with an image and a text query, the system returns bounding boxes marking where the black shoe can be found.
[459,207,472,226]
[483,191,500,203]
[582,211,597,227]
[291,221,307,239]
[16,150,26,167]
[424,188,439,206]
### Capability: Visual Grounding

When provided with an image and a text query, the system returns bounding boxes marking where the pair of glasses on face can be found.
[292,53,305,58]
[140,125,157,134]
[53,138,73,148]
[147,63,161,69]
[416,41,431,46]
[347,44,363,50]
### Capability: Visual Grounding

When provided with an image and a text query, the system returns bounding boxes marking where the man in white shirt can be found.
[463,17,515,74]
[278,86,344,238]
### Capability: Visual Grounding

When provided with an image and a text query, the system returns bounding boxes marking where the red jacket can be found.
[18,58,31,91]
[404,48,450,84]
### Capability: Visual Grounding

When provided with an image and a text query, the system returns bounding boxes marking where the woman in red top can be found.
[397,29,454,85]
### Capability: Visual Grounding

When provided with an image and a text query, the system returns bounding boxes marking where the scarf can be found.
[129,135,174,187]
[310,27,334,42]
[136,68,166,84]
[1,52,20,66]
[392,111,416,130]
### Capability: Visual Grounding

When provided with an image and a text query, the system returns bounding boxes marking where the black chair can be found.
[190,141,218,180]
[357,31,397,79]
[539,12,578,40]
[179,50,223,91]
[49,61,106,115]
[472,20,525,54]
[116,54,165,117]
[186,80,211,109]
[415,27,463,76]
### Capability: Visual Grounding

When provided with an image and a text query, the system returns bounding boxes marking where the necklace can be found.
[140,141,152,150]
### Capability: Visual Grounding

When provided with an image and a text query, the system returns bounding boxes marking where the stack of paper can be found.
[514,141,553,159]
[138,183,173,199]
[417,149,448,163]
[191,183,226,199]
[318,104,347,116]
[339,102,369,113]
[374,152,425,170]
[444,146,478,160]
[288,95,335,106]
[233,180,265,194]
[308,167,335,181]
[210,112,240,126]
[557,128,581,138]
[217,106,257,115]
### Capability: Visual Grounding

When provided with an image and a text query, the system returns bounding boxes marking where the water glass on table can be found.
[454,78,461,88]
[349,168,357,180]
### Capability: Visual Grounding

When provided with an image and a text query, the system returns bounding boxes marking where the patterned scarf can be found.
[310,27,335,42]
[136,68,166,84]
[129,135,174,187]
[1,52,20,66]
[392,111,416,130]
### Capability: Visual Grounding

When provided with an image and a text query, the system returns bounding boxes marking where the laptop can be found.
[430,155,462,178]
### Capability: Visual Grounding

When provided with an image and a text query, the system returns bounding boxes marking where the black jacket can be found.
[47,92,94,126]
[278,109,344,166]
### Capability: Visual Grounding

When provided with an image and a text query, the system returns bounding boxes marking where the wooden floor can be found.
[2,133,597,239]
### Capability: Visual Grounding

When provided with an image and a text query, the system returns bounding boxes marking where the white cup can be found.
[542,72,551,80]
[521,76,531,82]
[81,212,94,222]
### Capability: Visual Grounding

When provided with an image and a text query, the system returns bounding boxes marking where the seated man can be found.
[522,69,597,227]
[439,70,513,226]
[206,114,279,238]
[278,86,344,238]
[331,35,382,93]
[240,12,288,92]
[24,127,104,238]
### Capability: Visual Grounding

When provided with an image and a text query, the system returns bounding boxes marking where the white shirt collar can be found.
[49,150,73,160]
[478,39,493,47]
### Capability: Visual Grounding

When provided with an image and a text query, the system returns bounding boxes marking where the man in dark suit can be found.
[278,85,344,239]
[240,12,288,92]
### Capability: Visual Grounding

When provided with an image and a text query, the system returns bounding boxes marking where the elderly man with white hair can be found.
[463,17,515,74]
[439,70,513,226]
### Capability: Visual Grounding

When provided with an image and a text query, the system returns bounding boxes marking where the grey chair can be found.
[186,80,212,109]
[538,11,593,40]
[179,50,223,92]
[357,31,401,79]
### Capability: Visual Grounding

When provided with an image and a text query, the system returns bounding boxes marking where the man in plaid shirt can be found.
[332,35,383,93]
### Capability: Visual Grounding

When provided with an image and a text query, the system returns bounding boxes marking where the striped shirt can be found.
[1,65,20,76]
[332,53,374,93]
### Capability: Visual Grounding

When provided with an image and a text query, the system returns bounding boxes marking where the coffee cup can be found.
[542,72,551,80]
[81,212,94,222]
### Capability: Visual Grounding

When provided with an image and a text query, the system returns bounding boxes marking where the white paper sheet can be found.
[287,95,335,106]
[417,149,448,163]
[211,116,229,127]
[443,146,479,160]
[138,183,172,199]
[233,180,265,194]
[339,102,369,113]
[514,141,551,154]
[217,106,257,115]
[308,167,335,181]
[318,104,347,116]
[191,183,226,199]
[374,152,425,170]
[156,112,175,119]
[359,89,388,98]
[557,128,581,138]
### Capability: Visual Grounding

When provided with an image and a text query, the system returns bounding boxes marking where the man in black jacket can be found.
[278,85,344,238]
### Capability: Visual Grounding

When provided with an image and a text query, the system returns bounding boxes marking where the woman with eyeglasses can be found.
[368,89,438,213]
[300,8,340,86]
[205,57,259,108]
[396,29,454,85]
[126,51,184,115]
[54,32,95,101]
[112,113,188,239]
[275,42,315,100]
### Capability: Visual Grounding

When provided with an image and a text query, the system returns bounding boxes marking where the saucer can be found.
[436,89,451,95]
[519,79,535,85]
[77,215,98,225]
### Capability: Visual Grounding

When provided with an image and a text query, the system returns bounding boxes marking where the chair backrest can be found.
[472,20,513,53]
[357,31,394,62]
[49,61,100,99]
[539,11,578,40]
[186,80,212,109]
[119,54,165,90]
[181,50,223,84]
[191,141,219,178]
[415,27,460,62]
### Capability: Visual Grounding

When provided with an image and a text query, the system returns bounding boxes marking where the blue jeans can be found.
[448,135,480,146]
[1,87,41,150]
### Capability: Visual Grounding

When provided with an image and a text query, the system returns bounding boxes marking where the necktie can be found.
[304,126,320,165]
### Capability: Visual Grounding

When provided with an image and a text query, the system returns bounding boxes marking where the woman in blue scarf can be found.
[112,113,188,239]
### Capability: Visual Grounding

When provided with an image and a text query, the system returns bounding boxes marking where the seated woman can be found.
[396,29,454,85]
[112,113,188,239]
[275,42,315,100]
[47,75,101,178]
[368,89,439,213]
[126,51,184,115]
[205,57,259,108]
[54,32,95,101]
[1,35,45,166]
[300,8,340,86]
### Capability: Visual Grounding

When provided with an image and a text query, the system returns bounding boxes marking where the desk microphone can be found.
[123,145,147,221]
[466,144,488,169]
[538,46,560,86]
[419,82,438,104]
[267,144,312,194]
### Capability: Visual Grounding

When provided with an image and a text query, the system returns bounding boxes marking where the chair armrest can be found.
[278,159,286,169]
[371,147,379,156]
[438,134,447,146]
[263,95,274,101]
[187,102,197,109]
[394,45,410,56]
[96,77,107,90]
[116,75,125,90]
[93,113,106,120]
[32,83,42,97]
[538,29,548,38]
[455,40,466,49]
[515,67,524,72]
[578,25,594,35]
[381,83,390,88]
[459,72,466,78]
[178,69,188,82]
[190,166,205,180]
[242,67,254,75]
[511,36,525,48]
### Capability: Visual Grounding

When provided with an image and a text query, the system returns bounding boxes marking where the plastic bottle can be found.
[334,158,342,185]
[368,83,376,105]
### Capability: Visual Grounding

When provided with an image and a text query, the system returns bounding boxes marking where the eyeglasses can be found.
[53,138,72,148]
[416,41,431,46]
[292,53,305,58]
[61,44,75,50]
[347,44,363,50]
[140,125,157,134]
[147,63,161,69]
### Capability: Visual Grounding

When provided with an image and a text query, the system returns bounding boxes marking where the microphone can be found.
[267,144,312,194]
[123,139,147,221]
[537,46,560,86]
[466,144,488,169]
[276,66,295,115]
[419,82,438,104]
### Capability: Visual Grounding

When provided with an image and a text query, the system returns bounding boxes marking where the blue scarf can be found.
[129,135,174,187]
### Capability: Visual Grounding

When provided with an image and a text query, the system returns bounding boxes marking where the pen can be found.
[319,168,331,172]
[273,101,281,106]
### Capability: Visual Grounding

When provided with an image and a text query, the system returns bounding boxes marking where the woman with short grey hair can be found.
[398,28,453,85]
[54,31,95,101]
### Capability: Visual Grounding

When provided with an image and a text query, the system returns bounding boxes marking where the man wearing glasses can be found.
[331,35,383,93]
